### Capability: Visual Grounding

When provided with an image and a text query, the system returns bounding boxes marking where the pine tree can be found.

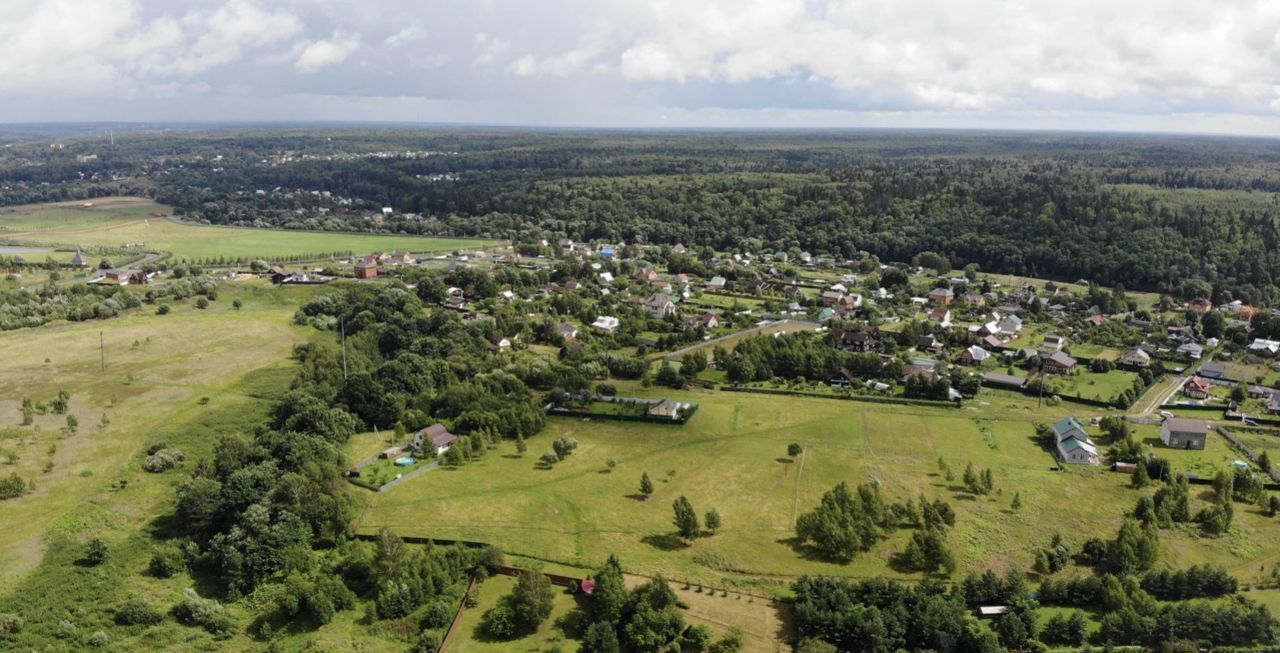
[515,434,527,455]
[1131,460,1151,488]
[1011,492,1022,510]
[640,472,654,497]
[673,496,699,538]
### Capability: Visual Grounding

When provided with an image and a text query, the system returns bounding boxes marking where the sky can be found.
[3,0,1280,135]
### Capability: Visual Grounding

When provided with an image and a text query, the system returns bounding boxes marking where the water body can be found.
[0,246,53,255]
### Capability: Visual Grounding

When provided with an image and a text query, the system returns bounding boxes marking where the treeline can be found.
[8,129,1280,303]
[0,276,219,331]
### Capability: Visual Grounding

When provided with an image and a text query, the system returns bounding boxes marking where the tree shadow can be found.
[501,454,522,460]
[776,458,795,464]
[776,536,843,563]
[642,533,690,551]
[625,493,651,502]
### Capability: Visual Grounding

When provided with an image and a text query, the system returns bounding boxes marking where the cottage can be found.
[556,323,580,341]
[671,243,687,254]
[960,345,991,365]
[411,424,458,456]
[832,327,879,352]
[1042,335,1066,352]
[1176,342,1204,360]
[1197,361,1227,380]
[1270,394,1280,415]
[1248,339,1280,356]
[707,276,727,290]
[820,290,844,306]
[682,312,719,331]
[1052,416,1100,465]
[996,314,1023,335]
[928,287,955,305]
[918,334,944,354]
[1121,348,1151,368]
[354,254,379,279]
[1161,418,1208,449]
[1188,297,1213,314]
[1043,351,1078,375]
[636,266,659,283]
[1183,376,1212,400]
[643,294,677,319]
[927,308,953,327]
[647,398,691,420]
[592,315,620,332]
[388,252,415,266]
[981,372,1027,390]
[962,293,986,308]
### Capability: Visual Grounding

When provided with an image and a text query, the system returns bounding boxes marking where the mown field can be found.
[358,384,1280,593]
[0,197,496,261]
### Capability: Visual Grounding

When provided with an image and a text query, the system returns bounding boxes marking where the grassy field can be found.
[450,575,582,653]
[358,383,1280,594]
[0,197,496,261]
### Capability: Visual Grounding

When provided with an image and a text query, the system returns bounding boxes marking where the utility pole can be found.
[340,318,349,380]
[100,331,105,373]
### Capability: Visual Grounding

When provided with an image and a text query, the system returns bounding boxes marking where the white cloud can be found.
[474,32,510,65]
[385,25,426,48]
[296,33,362,72]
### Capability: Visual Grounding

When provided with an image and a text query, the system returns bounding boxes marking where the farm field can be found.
[0,197,496,261]
[358,384,1280,592]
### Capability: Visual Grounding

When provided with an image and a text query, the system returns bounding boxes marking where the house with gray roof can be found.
[1052,416,1100,465]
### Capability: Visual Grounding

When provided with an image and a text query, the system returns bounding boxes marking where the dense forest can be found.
[4,126,1280,303]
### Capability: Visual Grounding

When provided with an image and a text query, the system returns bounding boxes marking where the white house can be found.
[592,315,620,332]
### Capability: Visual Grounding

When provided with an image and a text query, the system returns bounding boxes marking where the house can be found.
[671,243,687,254]
[960,345,991,365]
[98,269,147,285]
[599,272,614,284]
[981,334,1004,350]
[556,323,580,341]
[388,252,415,266]
[493,335,513,350]
[354,255,379,279]
[643,294,677,319]
[683,312,719,331]
[1270,394,1280,415]
[962,293,986,308]
[821,290,845,306]
[1121,348,1152,368]
[1183,376,1212,400]
[1042,335,1066,352]
[1043,351,1078,375]
[1051,416,1100,465]
[1086,314,1109,326]
[707,276,727,290]
[559,238,576,252]
[1176,342,1204,360]
[928,287,955,305]
[599,246,616,259]
[918,334,944,354]
[1161,418,1208,449]
[901,364,938,383]
[379,446,403,459]
[832,327,879,352]
[927,308,953,327]
[1248,339,1280,355]
[647,398,691,420]
[1188,297,1213,314]
[981,372,1027,391]
[591,315,620,332]
[636,266,659,283]
[411,424,458,456]
[1197,361,1227,380]
[997,314,1023,335]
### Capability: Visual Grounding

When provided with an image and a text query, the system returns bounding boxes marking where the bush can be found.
[172,588,234,638]
[84,538,108,566]
[420,599,455,630]
[87,630,110,647]
[143,448,185,472]
[409,631,442,653]
[195,297,209,309]
[0,613,23,636]
[149,546,186,578]
[115,597,163,626]
[156,304,171,315]
[0,473,30,500]
[480,604,518,639]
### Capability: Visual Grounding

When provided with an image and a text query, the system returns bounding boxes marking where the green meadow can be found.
[0,197,496,261]
[359,384,1280,593]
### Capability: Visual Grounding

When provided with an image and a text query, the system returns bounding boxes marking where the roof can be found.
[1060,436,1099,455]
[1198,361,1227,376]
[418,423,457,447]
[1164,418,1208,435]
[1184,377,1212,393]
[1052,416,1086,439]
[981,372,1026,388]
[929,287,954,297]
[964,345,990,361]
[1047,351,1077,367]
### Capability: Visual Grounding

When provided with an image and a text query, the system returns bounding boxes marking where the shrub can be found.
[195,297,209,309]
[143,448,185,472]
[420,599,454,630]
[148,546,186,578]
[87,630,110,647]
[480,604,517,639]
[0,613,23,636]
[115,597,163,626]
[156,304,171,315]
[172,588,234,638]
[84,538,108,566]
